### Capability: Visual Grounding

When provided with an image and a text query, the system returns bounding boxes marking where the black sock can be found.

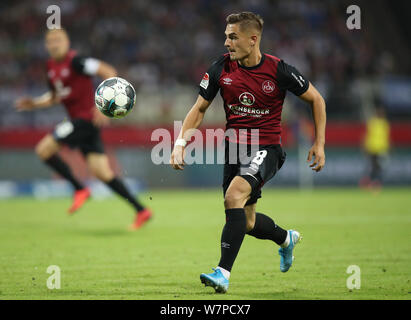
[106,177,145,212]
[247,213,288,245]
[218,208,247,272]
[44,155,84,190]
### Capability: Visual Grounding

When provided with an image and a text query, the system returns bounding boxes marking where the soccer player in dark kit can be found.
[15,28,152,230]
[170,12,326,293]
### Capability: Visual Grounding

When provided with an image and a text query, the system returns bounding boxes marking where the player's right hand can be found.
[15,97,35,111]
[170,146,186,170]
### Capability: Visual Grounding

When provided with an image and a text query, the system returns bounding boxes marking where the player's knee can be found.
[224,190,247,209]
[34,143,43,158]
[89,164,114,182]
[35,140,53,160]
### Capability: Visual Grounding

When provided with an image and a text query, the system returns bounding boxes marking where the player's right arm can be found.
[170,95,212,170]
[170,56,224,170]
[15,90,58,112]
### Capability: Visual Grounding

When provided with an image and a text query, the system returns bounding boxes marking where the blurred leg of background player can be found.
[36,133,90,213]
[35,133,152,229]
[86,152,152,230]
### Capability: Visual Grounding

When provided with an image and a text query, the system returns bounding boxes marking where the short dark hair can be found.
[226,12,264,33]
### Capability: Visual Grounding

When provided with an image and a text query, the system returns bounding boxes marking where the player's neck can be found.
[238,50,262,68]
[52,50,70,62]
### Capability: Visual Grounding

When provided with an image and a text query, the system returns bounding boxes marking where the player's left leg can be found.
[239,145,301,273]
[370,154,383,190]
[245,203,288,245]
[86,152,152,229]
[244,203,301,272]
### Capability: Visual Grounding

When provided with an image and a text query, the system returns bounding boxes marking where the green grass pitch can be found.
[0,188,410,300]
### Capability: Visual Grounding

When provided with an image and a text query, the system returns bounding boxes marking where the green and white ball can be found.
[95,77,136,118]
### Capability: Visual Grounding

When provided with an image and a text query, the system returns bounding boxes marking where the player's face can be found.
[224,24,254,61]
[45,30,70,60]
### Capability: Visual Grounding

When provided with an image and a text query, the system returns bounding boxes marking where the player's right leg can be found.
[35,134,60,161]
[36,133,86,193]
[36,129,90,214]
[200,176,251,293]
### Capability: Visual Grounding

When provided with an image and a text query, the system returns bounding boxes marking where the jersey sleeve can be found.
[276,60,309,96]
[198,55,225,102]
[72,56,101,76]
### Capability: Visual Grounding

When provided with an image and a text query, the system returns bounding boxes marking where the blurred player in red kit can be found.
[15,28,152,230]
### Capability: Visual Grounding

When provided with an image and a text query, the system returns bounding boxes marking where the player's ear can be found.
[250,35,257,46]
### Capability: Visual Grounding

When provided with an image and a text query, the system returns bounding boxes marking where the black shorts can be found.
[52,119,104,155]
[222,141,286,206]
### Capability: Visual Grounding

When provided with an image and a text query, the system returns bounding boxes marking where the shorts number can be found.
[55,121,74,138]
[251,150,267,166]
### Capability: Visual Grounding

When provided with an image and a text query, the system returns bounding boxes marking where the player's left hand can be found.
[307,143,325,172]
[92,108,110,127]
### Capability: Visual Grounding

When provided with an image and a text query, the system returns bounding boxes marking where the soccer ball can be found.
[95,77,136,118]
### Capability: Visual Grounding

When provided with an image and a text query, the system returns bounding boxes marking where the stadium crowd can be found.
[0,0,398,126]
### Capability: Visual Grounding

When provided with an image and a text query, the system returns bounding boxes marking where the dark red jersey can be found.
[47,50,95,121]
[199,53,309,145]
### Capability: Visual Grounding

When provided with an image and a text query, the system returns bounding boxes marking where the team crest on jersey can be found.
[262,80,275,94]
[200,73,209,89]
[239,92,255,106]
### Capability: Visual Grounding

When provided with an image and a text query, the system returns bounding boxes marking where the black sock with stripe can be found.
[106,177,145,212]
[217,208,247,272]
[247,212,287,245]
[44,155,84,191]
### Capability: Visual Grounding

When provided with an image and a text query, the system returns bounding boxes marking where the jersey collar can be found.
[237,54,266,70]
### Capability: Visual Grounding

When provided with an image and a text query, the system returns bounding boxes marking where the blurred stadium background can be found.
[1,0,411,302]
[1,0,411,197]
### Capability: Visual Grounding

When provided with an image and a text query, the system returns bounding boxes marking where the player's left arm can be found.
[72,56,117,127]
[276,60,326,172]
[95,61,117,80]
[92,60,117,127]
[72,56,117,79]
[298,82,326,172]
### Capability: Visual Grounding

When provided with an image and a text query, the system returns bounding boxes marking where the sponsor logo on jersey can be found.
[222,77,232,85]
[61,68,70,78]
[200,73,209,89]
[262,80,275,94]
[239,92,255,106]
[228,104,270,117]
